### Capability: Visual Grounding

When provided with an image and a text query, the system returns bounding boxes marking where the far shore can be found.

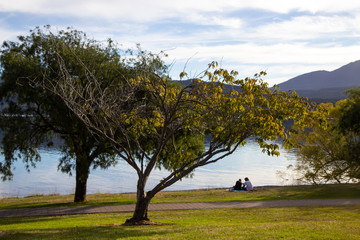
[2,183,359,199]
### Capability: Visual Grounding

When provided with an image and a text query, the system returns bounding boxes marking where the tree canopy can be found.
[286,102,357,183]
[33,37,323,225]
[286,92,360,184]
[0,26,195,203]
[0,26,127,202]
[338,87,360,134]
[337,87,360,178]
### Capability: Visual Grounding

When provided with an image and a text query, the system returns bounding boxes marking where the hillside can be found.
[277,60,360,102]
[278,60,360,91]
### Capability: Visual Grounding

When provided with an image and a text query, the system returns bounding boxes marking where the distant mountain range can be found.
[277,60,360,103]
[2,61,358,104]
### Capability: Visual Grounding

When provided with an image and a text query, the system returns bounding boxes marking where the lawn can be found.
[1,184,360,239]
[1,206,359,239]
[1,184,360,210]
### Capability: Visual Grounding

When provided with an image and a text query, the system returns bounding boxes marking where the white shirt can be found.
[244,180,253,190]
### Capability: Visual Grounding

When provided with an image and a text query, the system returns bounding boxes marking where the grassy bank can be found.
[1,206,360,239]
[1,184,360,210]
[1,184,360,239]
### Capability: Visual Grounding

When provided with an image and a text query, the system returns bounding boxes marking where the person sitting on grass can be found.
[243,177,253,191]
[232,178,244,190]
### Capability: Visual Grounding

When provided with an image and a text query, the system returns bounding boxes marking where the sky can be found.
[0,0,360,85]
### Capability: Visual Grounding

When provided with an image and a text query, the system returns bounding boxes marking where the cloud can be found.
[0,28,18,42]
[0,19,25,44]
[2,0,360,22]
[167,42,360,64]
[232,0,360,14]
[165,42,360,84]
[254,15,360,41]
[1,0,359,85]
[185,13,244,29]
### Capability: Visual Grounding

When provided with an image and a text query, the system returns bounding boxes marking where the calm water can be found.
[0,140,297,198]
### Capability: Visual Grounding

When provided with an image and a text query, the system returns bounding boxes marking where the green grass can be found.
[1,206,360,239]
[1,184,359,239]
[1,184,360,210]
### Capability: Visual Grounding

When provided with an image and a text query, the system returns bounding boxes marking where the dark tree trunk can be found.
[124,177,154,225]
[125,197,151,223]
[74,154,91,203]
[74,174,88,202]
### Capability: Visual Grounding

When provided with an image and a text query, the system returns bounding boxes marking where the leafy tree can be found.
[338,87,360,134]
[286,102,360,184]
[36,43,321,225]
[337,86,360,176]
[0,27,188,203]
[0,26,123,202]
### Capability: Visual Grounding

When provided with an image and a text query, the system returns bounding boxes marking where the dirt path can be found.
[1,199,360,218]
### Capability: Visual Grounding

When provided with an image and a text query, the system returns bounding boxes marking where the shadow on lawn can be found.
[1,199,136,210]
[0,216,67,227]
[1,225,173,240]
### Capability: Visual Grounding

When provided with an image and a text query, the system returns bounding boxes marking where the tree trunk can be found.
[125,196,151,224]
[124,177,154,225]
[74,173,88,202]
[74,154,91,203]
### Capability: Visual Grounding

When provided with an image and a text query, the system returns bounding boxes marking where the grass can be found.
[0,184,359,239]
[1,206,360,239]
[1,183,360,210]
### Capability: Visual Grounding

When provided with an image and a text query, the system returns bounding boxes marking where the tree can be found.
[0,26,124,202]
[36,40,321,224]
[0,27,186,202]
[338,87,360,134]
[286,102,360,184]
[338,86,360,176]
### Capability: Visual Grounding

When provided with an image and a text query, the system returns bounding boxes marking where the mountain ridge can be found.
[278,60,360,91]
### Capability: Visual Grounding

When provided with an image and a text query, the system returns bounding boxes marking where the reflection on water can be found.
[0,140,297,198]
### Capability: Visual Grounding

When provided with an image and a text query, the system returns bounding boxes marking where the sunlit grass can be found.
[0,183,359,210]
[1,184,359,239]
[1,206,359,239]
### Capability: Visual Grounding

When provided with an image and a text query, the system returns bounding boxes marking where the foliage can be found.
[34,43,323,224]
[0,26,122,201]
[286,101,360,184]
[338,87,360,134]
[337,86,360,179]
[0,26,198,203]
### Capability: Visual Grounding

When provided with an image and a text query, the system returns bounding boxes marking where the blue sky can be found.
[1,0,360,85]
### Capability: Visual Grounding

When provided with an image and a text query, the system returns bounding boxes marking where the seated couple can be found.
[232,177,253,191]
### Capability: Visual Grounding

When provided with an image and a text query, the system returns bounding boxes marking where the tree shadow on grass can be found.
[0,215,90,227]
[1,200,136,210]
[1,225,175,240]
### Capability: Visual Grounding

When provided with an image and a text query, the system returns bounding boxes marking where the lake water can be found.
[0,140,298,198]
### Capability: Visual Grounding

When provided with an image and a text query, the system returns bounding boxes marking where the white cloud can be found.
[86,12,360,51]
[165,42,360,84]
[186,13,243,29]
[0,29,15,43]
[167,43,360,64]
[1,0,360,85]
[233,0,360,14]
[2,0,360,22]
[0,23,25,44]
[255,15,360,41]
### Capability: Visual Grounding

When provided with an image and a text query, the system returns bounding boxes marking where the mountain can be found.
[277,60,360,102]
[278,60,360,90]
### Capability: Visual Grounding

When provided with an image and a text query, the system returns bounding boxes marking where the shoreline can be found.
[2,183,358,199]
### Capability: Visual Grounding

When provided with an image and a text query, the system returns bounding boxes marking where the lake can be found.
[0,140,298,198]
